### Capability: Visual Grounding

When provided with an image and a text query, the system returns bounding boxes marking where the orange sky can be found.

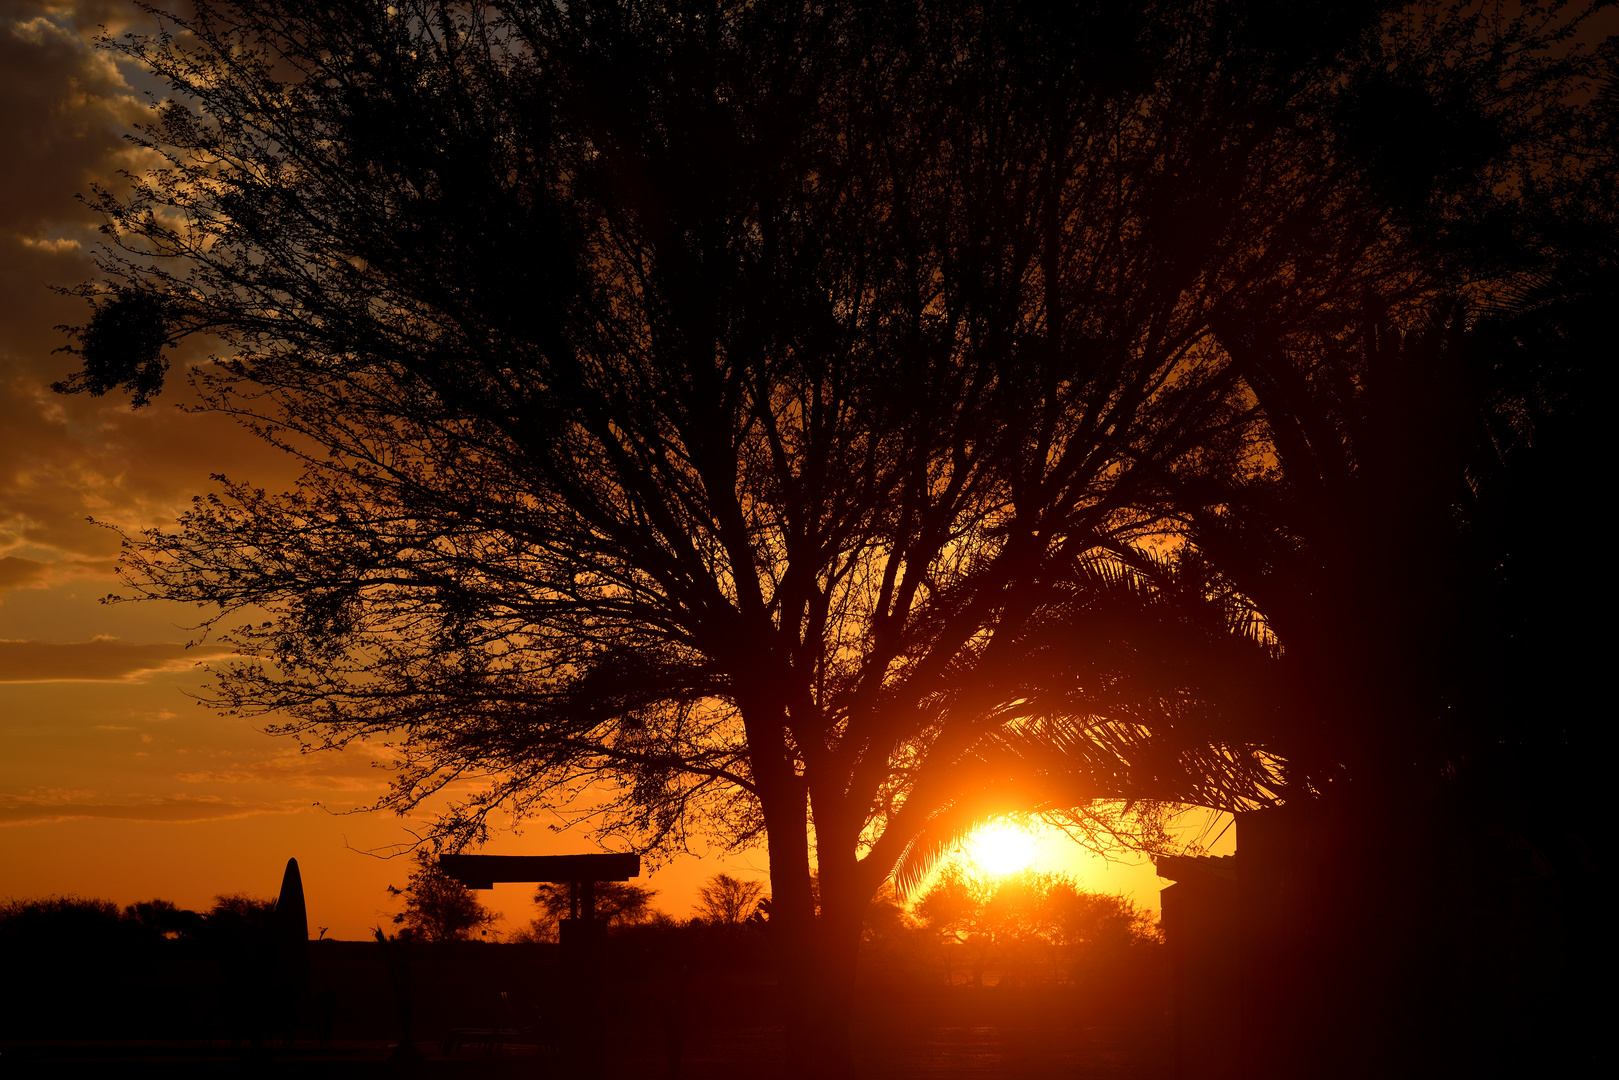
[0,1,1228,939]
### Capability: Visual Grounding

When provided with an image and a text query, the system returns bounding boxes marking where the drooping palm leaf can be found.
[890,551,1286,895]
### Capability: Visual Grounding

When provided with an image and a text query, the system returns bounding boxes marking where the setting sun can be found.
[964,820,1040,876]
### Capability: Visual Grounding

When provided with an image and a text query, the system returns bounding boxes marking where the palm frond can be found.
[887,546,1289,896]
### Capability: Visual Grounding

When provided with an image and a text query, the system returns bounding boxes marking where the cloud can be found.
[0,793,303,826]
[169,741,396,795]
[0,555,48,589]
[0,637,235,682]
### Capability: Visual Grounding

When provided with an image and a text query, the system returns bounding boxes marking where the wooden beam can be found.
[438,853,641,889]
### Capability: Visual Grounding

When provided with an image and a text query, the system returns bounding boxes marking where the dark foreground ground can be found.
[2,1011,1165,1080]
[0,936,1170,1078]
[2,1011,1166,1079]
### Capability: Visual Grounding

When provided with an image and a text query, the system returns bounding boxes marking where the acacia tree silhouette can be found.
[694,872,765,926]
[388,851,498,944]
[56,1,1604,1072]
[528,880,659,938]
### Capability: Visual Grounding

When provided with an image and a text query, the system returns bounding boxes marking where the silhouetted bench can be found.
[441,991,527,1056]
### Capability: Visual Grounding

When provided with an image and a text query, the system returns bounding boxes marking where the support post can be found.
[435,853,639,1079]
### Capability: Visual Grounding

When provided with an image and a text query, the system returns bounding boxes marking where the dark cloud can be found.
[0,2,162,563]
[0,4,299,573]
[0,7,137,210]
[0,4,142,357]
[0,555,49,589]
[0,637,234,682]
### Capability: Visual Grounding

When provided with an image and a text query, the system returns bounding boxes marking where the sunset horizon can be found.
[2,2,1606,1076]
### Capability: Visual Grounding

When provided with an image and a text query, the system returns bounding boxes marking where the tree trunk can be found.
[762,825,867,1079]
[772,895,863,1079]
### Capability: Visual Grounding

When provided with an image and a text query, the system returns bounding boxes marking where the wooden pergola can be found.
[437,853,640,1074]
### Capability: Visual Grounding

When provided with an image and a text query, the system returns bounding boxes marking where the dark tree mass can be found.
[58,1,1611,1076]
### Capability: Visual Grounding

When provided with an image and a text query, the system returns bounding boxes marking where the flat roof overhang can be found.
[438,853,642,890]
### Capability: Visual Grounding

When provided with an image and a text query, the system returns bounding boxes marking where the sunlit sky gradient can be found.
[0,1,1230,938]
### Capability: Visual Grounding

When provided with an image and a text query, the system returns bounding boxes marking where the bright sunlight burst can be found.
[964,820,1040,876]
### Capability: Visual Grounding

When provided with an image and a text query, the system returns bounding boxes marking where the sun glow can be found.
[964,820,1040,876]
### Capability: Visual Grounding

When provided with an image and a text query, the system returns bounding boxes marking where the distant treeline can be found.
[1,893,275,941]
[2,895,1166,1063]
[0,880,1165,1055]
